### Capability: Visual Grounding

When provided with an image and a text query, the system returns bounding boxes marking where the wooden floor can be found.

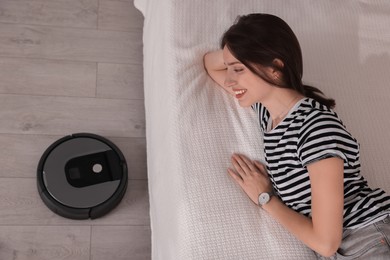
[0,1,150,259]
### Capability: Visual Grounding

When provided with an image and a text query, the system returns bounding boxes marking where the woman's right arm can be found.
[203,50,234,96]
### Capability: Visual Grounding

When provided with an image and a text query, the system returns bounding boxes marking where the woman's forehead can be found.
[222,46,241,65]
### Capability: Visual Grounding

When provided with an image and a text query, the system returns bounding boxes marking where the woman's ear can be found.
[271,58,284,80]
[272,58,284,70]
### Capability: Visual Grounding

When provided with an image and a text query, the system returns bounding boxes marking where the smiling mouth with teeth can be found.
[233,89,247,98]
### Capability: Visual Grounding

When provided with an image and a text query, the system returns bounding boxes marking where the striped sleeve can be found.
[297,110,359,167]
[252,102,270,132]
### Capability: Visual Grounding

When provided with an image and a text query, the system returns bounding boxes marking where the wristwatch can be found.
[258,191,274,207]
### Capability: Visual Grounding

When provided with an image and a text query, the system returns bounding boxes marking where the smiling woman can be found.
[222,45,304,118]
[204,13,390,259]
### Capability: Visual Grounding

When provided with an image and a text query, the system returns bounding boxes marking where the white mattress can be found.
[134,0,390,259]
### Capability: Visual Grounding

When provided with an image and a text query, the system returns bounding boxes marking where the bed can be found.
[134,0,390,259]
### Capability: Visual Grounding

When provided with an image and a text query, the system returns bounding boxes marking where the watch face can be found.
[258,192,270,206]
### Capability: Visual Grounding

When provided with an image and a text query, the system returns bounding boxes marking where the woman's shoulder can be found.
[297,98,350,134]
[298,98,340,121]
[298,98,333,114]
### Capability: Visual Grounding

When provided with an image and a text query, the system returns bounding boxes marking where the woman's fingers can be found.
[228,155,271,205]
[240,155,257,172]
[231,154,255,174]
[231,155,246,177]
[227,168,244,185]
[254,160,267,176]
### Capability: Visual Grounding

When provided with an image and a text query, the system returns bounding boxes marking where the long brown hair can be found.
[221,13,335,108]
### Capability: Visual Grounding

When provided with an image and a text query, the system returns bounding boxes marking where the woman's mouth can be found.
[233,89,247,99]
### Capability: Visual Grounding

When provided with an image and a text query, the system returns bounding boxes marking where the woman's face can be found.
[222,46,274,107]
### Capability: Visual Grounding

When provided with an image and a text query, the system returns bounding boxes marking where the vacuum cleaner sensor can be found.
[37,133,128,219]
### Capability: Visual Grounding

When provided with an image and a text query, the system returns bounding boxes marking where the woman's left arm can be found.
[305,157,344,254]
[229,154,344,257]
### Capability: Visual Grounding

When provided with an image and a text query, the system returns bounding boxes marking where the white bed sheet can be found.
[135,0,390,259]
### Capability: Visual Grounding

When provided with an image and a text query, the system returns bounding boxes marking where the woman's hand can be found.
[227,154,272,205]
[203,50,235,96]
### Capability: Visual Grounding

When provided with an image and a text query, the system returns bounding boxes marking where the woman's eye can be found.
[234,68,244,73]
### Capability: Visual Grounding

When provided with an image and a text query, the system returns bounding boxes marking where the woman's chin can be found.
[237,100,253,108]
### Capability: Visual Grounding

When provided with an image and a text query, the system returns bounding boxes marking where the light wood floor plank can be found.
[91,225,151,260]
[0,23,142,63]
[0,0,150,257]
[0,178,149,226]
[0,0,98,29]
[0,57,96,97]
[0,94,145,137]
[0,134,57,178]
[0,226,90,260]
[97,63,144,100]
[98,0,143,32]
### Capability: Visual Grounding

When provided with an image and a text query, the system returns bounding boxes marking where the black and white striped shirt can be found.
[253,98,390,229]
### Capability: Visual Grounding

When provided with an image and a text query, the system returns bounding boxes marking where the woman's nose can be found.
[224,77,236,88]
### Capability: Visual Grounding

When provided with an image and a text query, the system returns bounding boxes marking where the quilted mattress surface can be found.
[135,0,390,259]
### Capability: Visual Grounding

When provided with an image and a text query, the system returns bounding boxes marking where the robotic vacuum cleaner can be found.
[37,133,128,219]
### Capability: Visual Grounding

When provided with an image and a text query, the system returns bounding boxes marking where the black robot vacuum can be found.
[37,133,128,219]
